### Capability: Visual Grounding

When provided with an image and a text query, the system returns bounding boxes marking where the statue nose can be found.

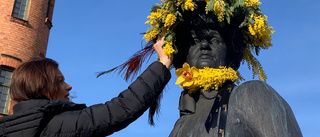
[201,41,210,49]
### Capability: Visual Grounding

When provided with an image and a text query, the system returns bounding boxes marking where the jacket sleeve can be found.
[41,62,171,137]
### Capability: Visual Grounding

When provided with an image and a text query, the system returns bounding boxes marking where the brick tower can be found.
[0,0,55,117]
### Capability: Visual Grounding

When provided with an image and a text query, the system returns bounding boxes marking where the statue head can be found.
[172,5,245,70]
[186,29,229,69]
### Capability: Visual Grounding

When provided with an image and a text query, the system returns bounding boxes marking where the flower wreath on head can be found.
[143,0,274,90]
[98,0,274,91]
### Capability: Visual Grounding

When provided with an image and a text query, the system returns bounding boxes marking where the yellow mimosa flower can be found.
[213,0,226,22]
[244,0,261,9]
[184,0,195,11]
[163,41,175,57]
[143,29,159,41]
[146,9,162,27]
[248,13,274,48]
[164,14,177,27]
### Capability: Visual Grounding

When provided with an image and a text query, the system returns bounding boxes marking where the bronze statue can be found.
[168,6,302,136]
[102,0,303,136]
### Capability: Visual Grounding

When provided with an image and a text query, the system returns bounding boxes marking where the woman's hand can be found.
[154,37,173,69]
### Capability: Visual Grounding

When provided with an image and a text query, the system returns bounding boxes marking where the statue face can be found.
[186,29,228,69]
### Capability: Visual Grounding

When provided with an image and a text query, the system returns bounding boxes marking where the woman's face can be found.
[55,69,72,101]
[186,29,228,69]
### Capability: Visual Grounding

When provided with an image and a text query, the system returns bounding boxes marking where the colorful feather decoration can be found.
[97,41,155,81]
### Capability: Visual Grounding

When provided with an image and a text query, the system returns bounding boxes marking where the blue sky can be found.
[46,0,320,136]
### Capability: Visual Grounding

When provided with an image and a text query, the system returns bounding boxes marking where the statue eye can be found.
[193,38,200,43]
[211,38,220,44]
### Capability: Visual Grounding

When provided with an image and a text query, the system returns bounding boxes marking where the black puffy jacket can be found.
[0,62,171,137]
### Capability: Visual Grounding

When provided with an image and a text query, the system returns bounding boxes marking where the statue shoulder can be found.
[226,82,303,137]
[228,80,292,124]
[231,80,280,101]
[228,80,288,113]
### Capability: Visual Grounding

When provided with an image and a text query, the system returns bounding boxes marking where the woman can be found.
[0,39,172,137]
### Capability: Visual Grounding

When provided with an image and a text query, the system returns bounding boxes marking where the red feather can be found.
[97,42,155,81]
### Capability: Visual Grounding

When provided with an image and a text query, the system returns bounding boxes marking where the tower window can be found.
[12,0,30,20]
[46,0,52,18]
[0,68,13,114]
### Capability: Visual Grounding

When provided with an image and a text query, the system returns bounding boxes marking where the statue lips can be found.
[195,48,222,68]
[199,50,213,61]
[197,53,215,68]
[199,54,211,59]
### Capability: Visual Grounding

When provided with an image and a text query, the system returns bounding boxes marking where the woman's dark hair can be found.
[173,2,245,70]
[10,58,61,102]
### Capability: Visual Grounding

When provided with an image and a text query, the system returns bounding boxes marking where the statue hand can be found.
[154,37,173,69]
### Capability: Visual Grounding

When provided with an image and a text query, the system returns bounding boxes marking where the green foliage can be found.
[248,17,254,24]
[150,5,160,12]
[181,3,185,12]
[168,2,175,11]
[239,18,248,28]
[234,0,244,7]
[225,3,232,24]
[206,0,215,12]
[146,27,155,33]
[226,12,231,24]
[175,10,183,18]
[165,34,173,42]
